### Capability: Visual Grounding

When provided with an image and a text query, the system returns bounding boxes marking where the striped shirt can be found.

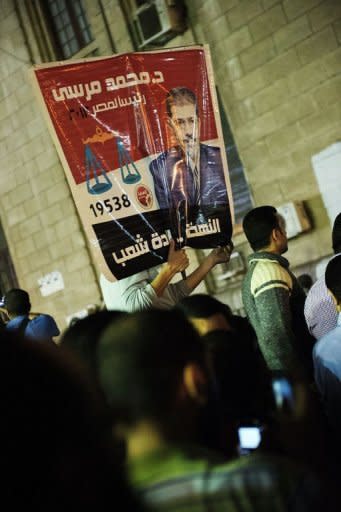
[242,252,314,375]
[305,273,338,340]
[129,447,327,511]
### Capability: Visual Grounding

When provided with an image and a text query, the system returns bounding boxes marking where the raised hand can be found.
[167,239,189,273]
[207,242,234,266]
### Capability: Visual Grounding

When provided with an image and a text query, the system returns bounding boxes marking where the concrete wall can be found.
[0,0,340,325]
[187,0,341,311]
[188,0,340,263]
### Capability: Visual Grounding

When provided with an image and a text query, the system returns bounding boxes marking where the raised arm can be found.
[185,244,233,293]
[150,240,189,297]
[119,242,232,312]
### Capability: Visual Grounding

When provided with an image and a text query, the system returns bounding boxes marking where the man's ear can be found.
[182,363,208,405]
[272,227,281,242]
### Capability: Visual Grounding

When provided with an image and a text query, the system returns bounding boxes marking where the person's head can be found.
[200,329,272,422]
[60,310,129,469]
[0,329,142,509]
[97,309,207,441]
[166,87,200,161]
[297,273,313,293]
[332,212,341,254]
[325,254,341,311]
[175,294,233,335]
[243,206,288,254]
[4,288,31,318]
[60,310,125,380]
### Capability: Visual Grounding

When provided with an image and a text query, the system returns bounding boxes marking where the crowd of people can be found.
[1,206,341,510]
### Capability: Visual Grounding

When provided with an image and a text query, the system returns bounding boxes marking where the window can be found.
[43,0,93,59]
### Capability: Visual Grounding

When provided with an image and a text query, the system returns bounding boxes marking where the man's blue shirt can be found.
[313,313,341,430]
[6,314,60,341]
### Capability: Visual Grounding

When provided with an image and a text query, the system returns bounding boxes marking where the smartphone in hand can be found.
[238,423,263,455]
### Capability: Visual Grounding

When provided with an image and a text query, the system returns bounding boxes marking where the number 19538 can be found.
[89,194,131,217]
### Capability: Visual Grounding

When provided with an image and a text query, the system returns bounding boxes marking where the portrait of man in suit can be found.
[149,87,229,224]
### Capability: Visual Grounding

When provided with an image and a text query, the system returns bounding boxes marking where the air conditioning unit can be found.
[277,201,311,239]
[132,0,187,48]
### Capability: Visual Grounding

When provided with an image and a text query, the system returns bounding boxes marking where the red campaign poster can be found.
[32,45,234,281]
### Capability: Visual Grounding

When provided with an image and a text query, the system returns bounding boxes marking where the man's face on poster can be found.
[169,102,200,161]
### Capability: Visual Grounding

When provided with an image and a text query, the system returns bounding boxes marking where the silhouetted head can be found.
[297,273,313,293]
[4,288,31,317]
[332,212,341,254]
[175,294,233,335]
[325,254,341,308]
[97,309,207,439]
[60,310,125,379]
[201,329,272,422]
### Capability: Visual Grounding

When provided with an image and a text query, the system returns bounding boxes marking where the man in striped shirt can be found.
[242,206,314,376]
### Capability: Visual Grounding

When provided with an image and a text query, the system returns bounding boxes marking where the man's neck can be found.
[257,245,281,255]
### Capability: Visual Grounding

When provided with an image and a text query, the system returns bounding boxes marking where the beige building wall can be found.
[186,0,341,311]
[0,0,131,330]
[0,0,340,326]
[188,0,340,252]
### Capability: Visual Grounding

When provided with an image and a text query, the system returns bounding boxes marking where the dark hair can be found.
[325,254,341,303]
[98,309,204,426]
[4,288,30,315]
[175,294,232,320]
[242,206,279,251]
[332,212,341,254]
[297,273,313,291]
[60,310,125,379]
[201,329,272,421]
[166,87,198,117]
